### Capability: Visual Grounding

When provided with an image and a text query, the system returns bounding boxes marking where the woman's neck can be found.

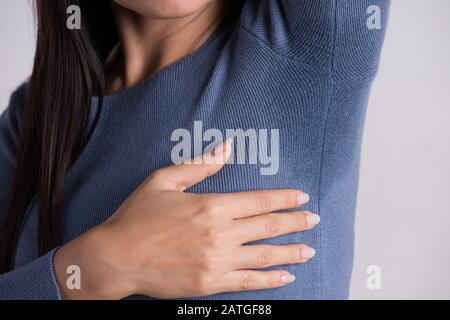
[107,1,225,94]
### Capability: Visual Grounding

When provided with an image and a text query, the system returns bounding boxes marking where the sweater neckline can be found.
[94,18,236,103]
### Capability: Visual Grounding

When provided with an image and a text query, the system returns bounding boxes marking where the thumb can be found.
[148,139,233,192]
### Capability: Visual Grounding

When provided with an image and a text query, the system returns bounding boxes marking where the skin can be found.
[53,1,320,299]
[107,0,227,92]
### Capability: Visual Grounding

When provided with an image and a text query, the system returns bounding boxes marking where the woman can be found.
[0,0,389,299]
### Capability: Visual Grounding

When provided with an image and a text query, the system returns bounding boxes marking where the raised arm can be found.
[241,0,390,79]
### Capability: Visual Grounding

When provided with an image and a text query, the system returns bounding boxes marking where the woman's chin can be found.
[113,0,216,19]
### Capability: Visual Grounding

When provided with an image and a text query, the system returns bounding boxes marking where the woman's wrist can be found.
[53,225,136,300]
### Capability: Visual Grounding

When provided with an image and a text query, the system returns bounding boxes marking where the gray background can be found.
[0,0,449,299]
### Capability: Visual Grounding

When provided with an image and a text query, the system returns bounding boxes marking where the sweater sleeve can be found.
[0,249,61,300]
[241,0,390,79]
[0,83,62,300]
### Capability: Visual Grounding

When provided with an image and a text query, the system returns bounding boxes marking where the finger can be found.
[232,211,320,244]
[214,189,309,219]
[217,270,296,293]
[231,244,316,270]
[147,139,233,191]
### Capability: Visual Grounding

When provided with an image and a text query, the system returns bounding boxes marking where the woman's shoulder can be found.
[2,81,28,117]
[238,0,390,81]
[0,81,28,219]
[0,81,28,161]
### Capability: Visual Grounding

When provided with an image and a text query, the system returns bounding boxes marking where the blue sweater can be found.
[0,0,389,300]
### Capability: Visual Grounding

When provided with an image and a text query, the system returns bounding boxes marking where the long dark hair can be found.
[0,0,118,272]
[0,0,246,273]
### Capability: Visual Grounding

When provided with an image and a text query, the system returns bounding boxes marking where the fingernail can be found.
[213,139,234,155]
[208,139,234,165]
[212,142,226,156]
[280,274,296,284]
[301,247,316,259]
[225,138,234,147]
[306,213,320,226]
[297,192,309,205]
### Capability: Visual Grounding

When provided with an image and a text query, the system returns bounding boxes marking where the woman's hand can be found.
[54,141,319,299]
